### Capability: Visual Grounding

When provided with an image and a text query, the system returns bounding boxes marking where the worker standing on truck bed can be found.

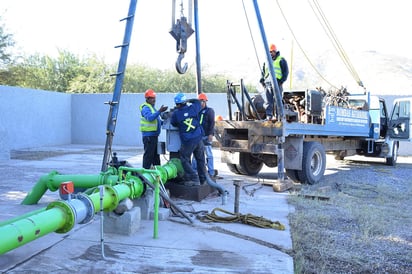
[171,92,207,186]
[139,89,168,169]
[261,43,289,120]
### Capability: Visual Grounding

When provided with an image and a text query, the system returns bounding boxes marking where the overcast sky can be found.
[1,0,411,88]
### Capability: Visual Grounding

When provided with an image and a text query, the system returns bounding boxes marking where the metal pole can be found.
[99,185,107,259]
[101,0,137,171]
[153,177,159,239]
[252,0,284,120]
[194,0,202,93]
[233,179,242,214]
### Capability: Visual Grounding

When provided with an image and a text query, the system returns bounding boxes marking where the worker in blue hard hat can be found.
[170,92,207,186]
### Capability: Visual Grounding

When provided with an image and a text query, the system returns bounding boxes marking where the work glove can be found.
[159,105,168,112]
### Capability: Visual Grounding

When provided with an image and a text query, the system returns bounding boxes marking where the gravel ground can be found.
[288,155,412,273]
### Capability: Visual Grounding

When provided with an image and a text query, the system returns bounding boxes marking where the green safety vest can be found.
[139,102,158,132]
[264,55,284,80]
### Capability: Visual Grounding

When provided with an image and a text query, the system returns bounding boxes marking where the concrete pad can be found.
[0,145,294,273]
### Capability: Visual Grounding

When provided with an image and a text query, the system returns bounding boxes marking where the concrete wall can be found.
[71,92,229,146]
[0,85,410,160]
[0,86,71,159]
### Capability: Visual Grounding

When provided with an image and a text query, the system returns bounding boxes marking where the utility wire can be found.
[242,0,263,76]
[275,0,337,89]
[309,0,364,88]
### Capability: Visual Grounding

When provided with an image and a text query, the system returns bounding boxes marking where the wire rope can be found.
[275,0,337,89]
[242,0,263,76]
[309,0,364,88]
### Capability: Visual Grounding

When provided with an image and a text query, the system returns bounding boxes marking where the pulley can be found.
[170,0,194,74]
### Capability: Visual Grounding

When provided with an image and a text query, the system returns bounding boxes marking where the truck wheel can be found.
[227,163,241,174]
[285,169,301,183]
[236,152,264,176]
[386,141,398,166]
[297,142,326,184]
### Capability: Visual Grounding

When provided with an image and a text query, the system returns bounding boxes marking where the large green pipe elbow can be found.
[22,168,119,205]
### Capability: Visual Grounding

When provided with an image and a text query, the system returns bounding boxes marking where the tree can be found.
[0,18,15,68]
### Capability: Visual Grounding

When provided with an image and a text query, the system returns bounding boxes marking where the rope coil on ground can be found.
[197,208,285,230]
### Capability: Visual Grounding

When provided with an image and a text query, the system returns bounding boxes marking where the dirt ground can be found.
[287,155,412,273]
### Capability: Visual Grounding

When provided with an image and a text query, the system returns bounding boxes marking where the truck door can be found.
[388,98,412,141]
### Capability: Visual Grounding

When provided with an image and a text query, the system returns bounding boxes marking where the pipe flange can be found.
[92,185,119,211]
[74,193,95,224]
[46,200,76,233]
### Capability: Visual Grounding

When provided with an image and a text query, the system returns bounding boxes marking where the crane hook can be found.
[176,52,188,74]
[170,15,193,74]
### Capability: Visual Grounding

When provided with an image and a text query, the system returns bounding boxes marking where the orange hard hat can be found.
[269,43,277,52]
[144,89,156,98]
[215,115,223,121]
[198,93,208,101]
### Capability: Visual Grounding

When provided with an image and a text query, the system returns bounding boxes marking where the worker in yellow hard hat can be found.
[261,43,289,120]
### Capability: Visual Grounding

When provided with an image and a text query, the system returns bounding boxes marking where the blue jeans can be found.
[192,138,214,176]
[180,140,206,182]
[142,135,160,169]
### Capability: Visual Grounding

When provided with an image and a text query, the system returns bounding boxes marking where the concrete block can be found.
[114,198,134,214]
[103,207,141,236]
[133,188,153,220]
[149,207,170,221]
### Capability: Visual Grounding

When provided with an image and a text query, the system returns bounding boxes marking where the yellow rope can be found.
[198,208,285,230]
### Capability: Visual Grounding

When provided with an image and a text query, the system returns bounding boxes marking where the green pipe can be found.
[0,207,67,254]
[0,208,46,227]
[154,177,159,239]
[22,168,119,205]
[0,160,183,255]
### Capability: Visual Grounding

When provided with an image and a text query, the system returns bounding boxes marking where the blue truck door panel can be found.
[388,98,412,141]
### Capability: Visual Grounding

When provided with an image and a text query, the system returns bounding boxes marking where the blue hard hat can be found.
[174,92,187,104]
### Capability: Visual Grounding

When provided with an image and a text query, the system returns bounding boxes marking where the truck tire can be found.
[297,142,326,184]
[385,141,399,166]
[227,163,241,174]
[236,152,264,176]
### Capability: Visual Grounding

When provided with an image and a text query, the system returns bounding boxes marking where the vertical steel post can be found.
[194,0,202,93]
[252,0,284,120]
[153,177,159,239]
[233,179,242,214]
[252,0,286,182]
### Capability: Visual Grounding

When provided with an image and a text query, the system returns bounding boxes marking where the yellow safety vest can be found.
[139,102,158,132]
[264,56,284,80]
[273,56,283,80]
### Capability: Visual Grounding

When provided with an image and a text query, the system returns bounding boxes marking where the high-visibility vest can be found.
[199,107,209,125]
[273,56,283,80]
[139,102,158,132]
[264,55,284,80]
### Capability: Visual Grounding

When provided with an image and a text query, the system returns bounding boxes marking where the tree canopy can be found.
[0,18,250,94]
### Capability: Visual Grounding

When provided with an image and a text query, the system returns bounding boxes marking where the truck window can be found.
[391,100,410,119]
[380,101,387,118]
